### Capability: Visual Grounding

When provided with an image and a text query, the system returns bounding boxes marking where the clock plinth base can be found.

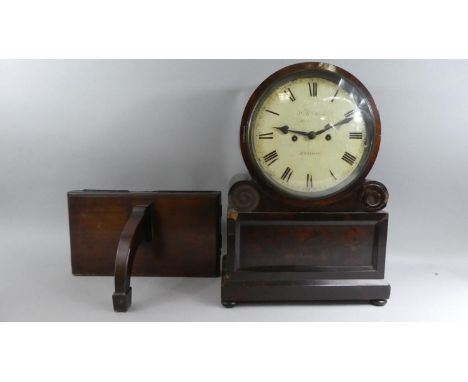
[222,178,391,307]
[221,279,390,306]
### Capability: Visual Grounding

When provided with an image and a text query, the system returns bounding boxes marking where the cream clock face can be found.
[247,72,376,198]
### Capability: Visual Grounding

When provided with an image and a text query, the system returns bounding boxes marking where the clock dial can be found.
[244,66,378,199]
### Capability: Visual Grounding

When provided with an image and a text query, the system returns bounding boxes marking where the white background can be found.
[1,59,468,321]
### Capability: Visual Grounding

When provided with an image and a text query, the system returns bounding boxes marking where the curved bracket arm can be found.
[112,203,153,312]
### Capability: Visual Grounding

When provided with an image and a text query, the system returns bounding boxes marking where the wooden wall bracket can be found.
[68,190,221,312]
[113,204,153,312]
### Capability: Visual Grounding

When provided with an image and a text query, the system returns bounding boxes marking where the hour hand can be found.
[274,125,290,134]
[273,126,310,137]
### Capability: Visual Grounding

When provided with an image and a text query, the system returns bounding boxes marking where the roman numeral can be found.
[308,82,317,97]
[342,152,357,166]
[266,109,280,116]
[306,174,313,188]
[344,110,355,118]
[285,88,296,102]
[349,132,363,139]
[329,170,337,180]
[263,150,279,166]
[259,132,273,139]
[281,167,293,182]
[331,87,340,102]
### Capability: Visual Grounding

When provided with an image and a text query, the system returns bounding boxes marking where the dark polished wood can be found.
[223,176,390,306]
[361,181,388,212]
[222,198,390,305]
[239,62,381,209]
[223,63,390,306]
[229,178,388,213]
[112,204,152,312]
[68,190,221,278]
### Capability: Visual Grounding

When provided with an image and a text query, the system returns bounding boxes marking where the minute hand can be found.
[314,116,354,135]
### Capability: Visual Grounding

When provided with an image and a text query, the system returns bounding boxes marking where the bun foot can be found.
[222,301,236,308]
[370,299,387,306]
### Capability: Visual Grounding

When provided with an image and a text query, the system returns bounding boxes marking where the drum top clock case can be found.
[221,62,390,307]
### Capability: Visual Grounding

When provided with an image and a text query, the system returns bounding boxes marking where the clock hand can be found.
[273,126,310,137]
[273,125,289,134]
[313,116,354,136]
[313,123,332,136]
[333,116,354,128]
[289,129,312,137]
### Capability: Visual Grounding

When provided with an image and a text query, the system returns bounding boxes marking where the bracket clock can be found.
[221,62,390,307]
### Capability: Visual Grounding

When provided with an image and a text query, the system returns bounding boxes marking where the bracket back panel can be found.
[68,191,221,277]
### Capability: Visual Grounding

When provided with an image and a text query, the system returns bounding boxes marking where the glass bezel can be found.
[241,63,381,201]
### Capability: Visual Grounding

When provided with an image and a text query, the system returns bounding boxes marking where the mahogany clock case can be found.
[222,62,390,307]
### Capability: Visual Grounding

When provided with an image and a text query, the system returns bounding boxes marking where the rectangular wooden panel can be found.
[68,190,221,277]
[227,212,388,279]
[238,221,375,269]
